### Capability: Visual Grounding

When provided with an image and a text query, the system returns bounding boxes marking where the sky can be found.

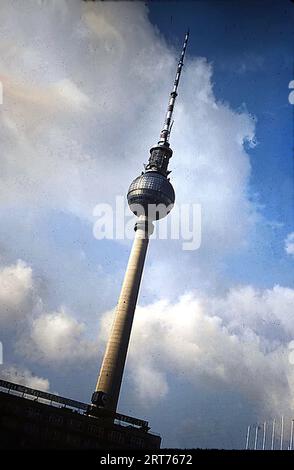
[0,0,293,449]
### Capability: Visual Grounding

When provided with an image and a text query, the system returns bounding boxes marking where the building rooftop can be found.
[0,379,161,450]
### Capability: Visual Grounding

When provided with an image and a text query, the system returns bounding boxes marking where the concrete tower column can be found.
[94,216,153,413]
[90,31,189,418]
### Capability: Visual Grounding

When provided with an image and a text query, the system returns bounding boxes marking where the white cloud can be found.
[95,285,294,446]
[0,0,257,249]
[285,232,294,257]
[207,284,294,339]
[0,260,36,326]
[116,287,294,421]
[16,307,97,365]
[133,364,169,403]
[0,0,263,325]
[53,79,90,110]
[0,365,50,391]
[0,259,97,365]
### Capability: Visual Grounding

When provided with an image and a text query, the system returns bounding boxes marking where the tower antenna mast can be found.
[159,29,189,146]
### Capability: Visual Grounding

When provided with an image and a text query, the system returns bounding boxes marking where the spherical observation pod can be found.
[127,171,175,220]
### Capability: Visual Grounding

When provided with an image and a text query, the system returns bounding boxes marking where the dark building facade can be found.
[0,380,161,450]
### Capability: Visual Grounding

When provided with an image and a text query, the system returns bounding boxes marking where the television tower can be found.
[91,31,189,415]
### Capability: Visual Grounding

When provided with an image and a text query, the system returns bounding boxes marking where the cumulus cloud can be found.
[97,286,294,447]
[0,260,36,326]
[17,307,97,364]
[126,292,293,411]
[0,0,261,314]
[206,284,294,341]
[0,0,171,216]
[0,0,256,245]
[0,259,97,366]
[285,232,294,257]
[0,365,50,391]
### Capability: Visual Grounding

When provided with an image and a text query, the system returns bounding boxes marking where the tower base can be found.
[0,380,160,450]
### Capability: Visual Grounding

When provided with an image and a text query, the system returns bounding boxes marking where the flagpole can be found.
[254,424,259,450]
[246,425,251,450]
[280,416,284,450]
[271,419,276,450]
[262,421,266,450]
[290,419,294,450]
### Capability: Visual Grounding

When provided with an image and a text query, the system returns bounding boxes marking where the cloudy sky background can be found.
[0,0,293,449]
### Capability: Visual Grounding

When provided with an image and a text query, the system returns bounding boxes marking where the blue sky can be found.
[0,0,293,449]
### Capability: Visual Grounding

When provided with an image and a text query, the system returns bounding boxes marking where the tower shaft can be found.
[94,217,152,413]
